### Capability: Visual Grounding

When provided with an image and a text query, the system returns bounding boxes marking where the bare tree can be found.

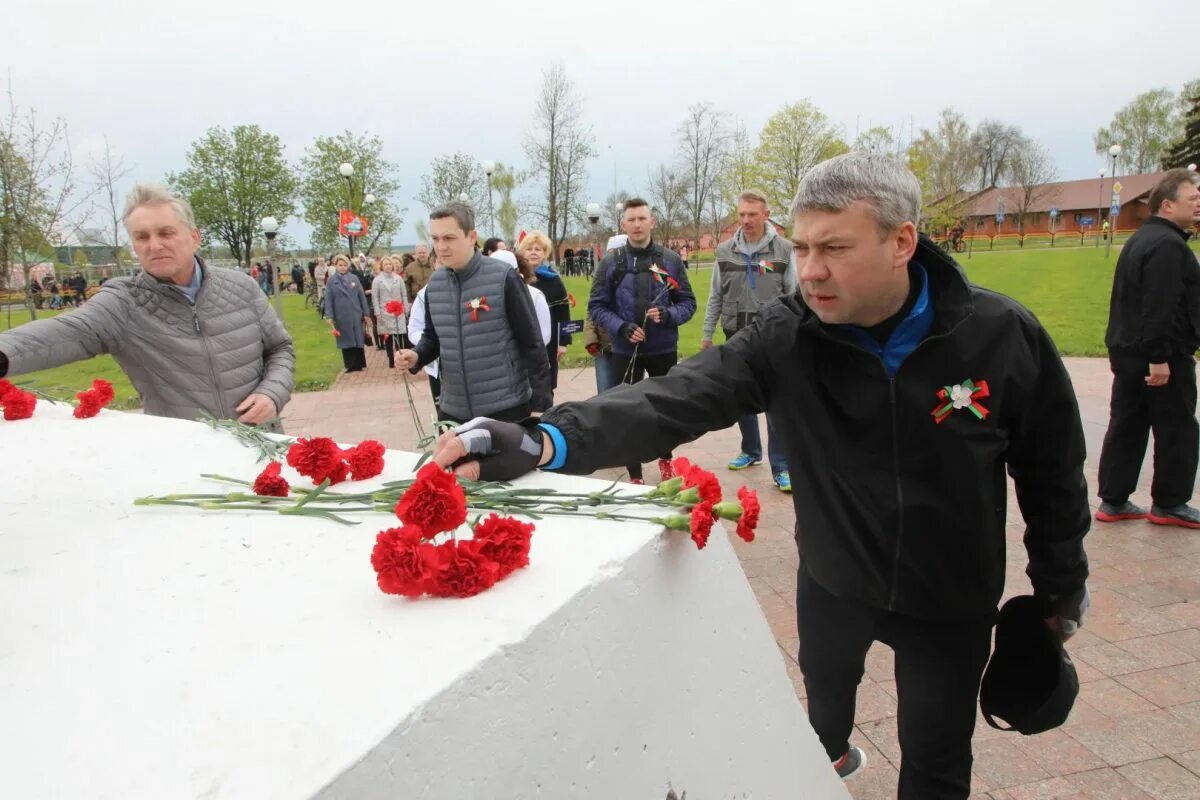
[88,136,133,267]
[1006,140,1060,235]
[522,62,597,256]
[646,165,688,247]
[969,120,1026,189]
[0,81,92,320]
[676,103,728,246]
[417,152,488,213]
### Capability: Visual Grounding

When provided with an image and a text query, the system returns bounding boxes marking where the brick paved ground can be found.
[283,348,1200,799]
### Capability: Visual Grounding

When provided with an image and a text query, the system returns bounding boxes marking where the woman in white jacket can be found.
[407,284,441,405]
[371,256,409,369]
[491,249,552,346]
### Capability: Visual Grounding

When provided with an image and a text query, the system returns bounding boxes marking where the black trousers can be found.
[429,374,441,407]
[1097,351,1198,508]
[546,343,560,391]
[383,333,408,368]
[610,350,677,480]
[340,347,366,372]
[797,566,993,800]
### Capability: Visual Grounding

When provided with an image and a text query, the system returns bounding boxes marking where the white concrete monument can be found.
[0,403,848,799]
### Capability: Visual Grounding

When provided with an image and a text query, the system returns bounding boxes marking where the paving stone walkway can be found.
[282,348,1200,799]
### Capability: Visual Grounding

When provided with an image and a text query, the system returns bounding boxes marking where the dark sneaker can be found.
[1095,501,1149,523]
[1149,504,1200,529]
[832,744,866,780]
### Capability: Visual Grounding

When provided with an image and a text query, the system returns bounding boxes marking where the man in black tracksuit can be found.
[430,154,1091,799]
[1097,169,1200,528]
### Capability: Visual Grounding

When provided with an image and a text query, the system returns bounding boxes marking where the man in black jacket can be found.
[429,154,1091,799]
[1097,169,1200,528]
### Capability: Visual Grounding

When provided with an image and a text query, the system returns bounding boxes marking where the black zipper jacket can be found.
[1104,216,1200,362]
[542,237,1090,621]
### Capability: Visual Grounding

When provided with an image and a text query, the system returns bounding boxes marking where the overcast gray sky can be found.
[5,0,1194,247]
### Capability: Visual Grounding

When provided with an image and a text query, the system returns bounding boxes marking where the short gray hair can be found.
[429,202,475,234]
[790,153,921,234]
[122,182,197,230]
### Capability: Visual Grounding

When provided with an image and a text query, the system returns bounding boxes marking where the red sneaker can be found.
[629,478,645,485]
[659,458,675,482]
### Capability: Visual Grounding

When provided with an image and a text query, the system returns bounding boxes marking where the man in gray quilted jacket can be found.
[0,183,295,424]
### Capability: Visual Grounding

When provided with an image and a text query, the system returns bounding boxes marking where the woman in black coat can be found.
[517,231,572,392]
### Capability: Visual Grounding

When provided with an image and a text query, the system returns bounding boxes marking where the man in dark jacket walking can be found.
[588,197,696,483]
[1096,169,1200,527]
[428,154,1091,799]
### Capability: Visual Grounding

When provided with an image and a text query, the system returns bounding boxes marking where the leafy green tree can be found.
[297,130,402,255]
[168,125,296,266]
[1094,88,1180,173]
[752,101,849,217]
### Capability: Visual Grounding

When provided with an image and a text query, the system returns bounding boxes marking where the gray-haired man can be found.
[0,183,294,424]
[426,153,1091,798]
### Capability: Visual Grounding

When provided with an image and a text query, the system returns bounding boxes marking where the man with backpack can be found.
[587,198,696,484]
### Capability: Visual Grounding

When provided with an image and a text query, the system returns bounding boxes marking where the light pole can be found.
[338,162,355,258]
[1095,167,1105,247]
[586,202,601,275]
[1106,144,1122,259]
[261,216,281,317]
[483,160,496,238]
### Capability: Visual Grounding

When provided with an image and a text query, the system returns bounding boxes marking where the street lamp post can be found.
[586,202,601,276]
[482,160,496,238]
[338,162,355,258]
[1095,167,1105,248]
[1106,144,1122,259]
[261,216,281,317]
[614,201,624,235]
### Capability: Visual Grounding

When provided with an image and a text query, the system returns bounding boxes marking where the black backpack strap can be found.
[607,246,629,307]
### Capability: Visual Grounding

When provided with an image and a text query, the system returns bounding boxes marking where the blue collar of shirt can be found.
[535,265,559,280]
[175,257,204,305]
[838,262,933,378]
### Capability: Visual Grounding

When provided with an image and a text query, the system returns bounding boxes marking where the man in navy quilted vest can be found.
[397,202,551,423]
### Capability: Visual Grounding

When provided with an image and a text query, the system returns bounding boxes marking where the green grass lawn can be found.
[1,292,342,408]
[7,245,1197,407]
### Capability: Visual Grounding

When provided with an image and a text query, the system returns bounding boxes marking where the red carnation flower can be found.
[671,456,694,478]
[473,514,534,578]
[252,461,290,497]
[426,539,501,598]
[0,379,16,401]
[326,459,350,486]
[385,299,405,316]
[330,328,341,337]
[2,389,37,421]
[347,439,386,481]
[394,463,468,536]
[684,467,722,504]
[73,389,103,418]
[371,525,434,598]
[736,486,760,543]
[91,379,115,405]
[286,437,345,485]
[690,501,715,550]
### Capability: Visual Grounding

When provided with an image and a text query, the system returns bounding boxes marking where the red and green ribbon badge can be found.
[465,296,491,322]
[932,379,991,424]
[649,264,680,290]
[758,259,777,275]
